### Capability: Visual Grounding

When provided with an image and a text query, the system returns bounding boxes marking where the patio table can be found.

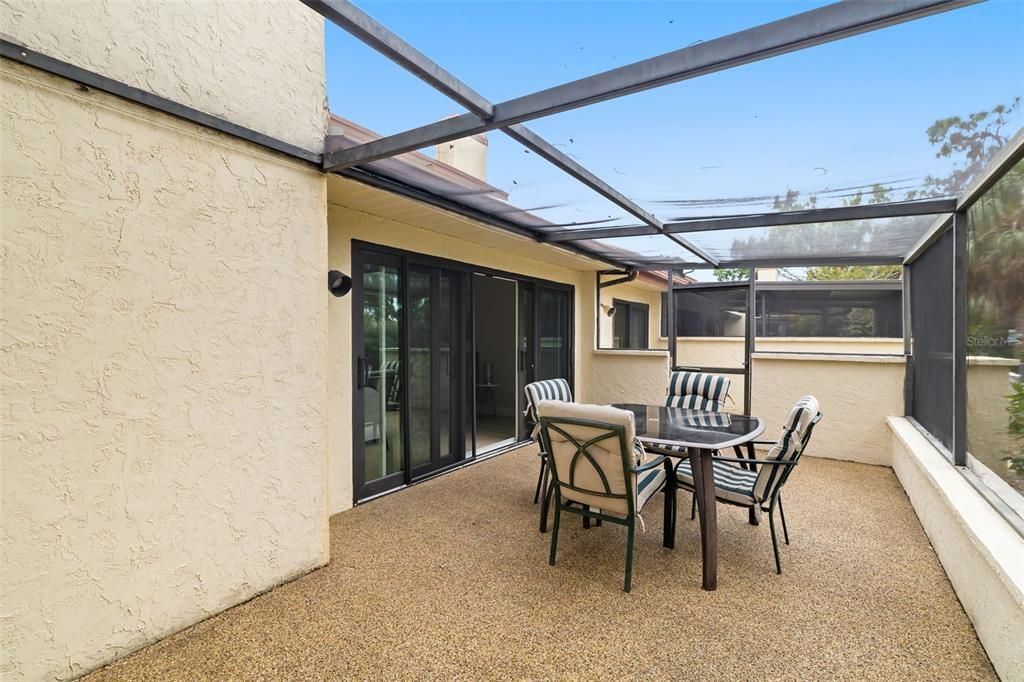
[611,403,765,591]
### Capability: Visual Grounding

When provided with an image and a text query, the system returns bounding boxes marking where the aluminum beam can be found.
[1,39,321,165]
[338,167,630,269]
[543,198,958,242]
[631,255,906,270]
[299,0,493,118]
[904,214,953,265]
[308,0,719,264]
[324,0,978,170]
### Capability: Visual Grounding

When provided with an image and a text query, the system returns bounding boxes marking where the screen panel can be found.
[682,214,940,263]
[756,287,903,338]
[909,227,954,452]
[965,157,1024,494]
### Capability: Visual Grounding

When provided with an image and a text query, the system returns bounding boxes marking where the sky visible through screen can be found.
[324,1,1024,272]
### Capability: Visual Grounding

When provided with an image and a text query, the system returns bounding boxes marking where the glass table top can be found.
[611,403,764,450]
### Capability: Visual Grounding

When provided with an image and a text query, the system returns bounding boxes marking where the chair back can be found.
[666,371,731,411]
[383,360,401,406]
[752,395,822,504]
[524,378,573,431]
[537,401,637,517]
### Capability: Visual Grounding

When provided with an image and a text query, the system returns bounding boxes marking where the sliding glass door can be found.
[353,251,468,501]
[352,242,573,503]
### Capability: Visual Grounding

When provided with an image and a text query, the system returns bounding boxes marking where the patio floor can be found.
[87,445,995,680]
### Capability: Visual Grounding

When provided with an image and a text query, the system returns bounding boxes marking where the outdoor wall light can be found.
[328,270,352,298]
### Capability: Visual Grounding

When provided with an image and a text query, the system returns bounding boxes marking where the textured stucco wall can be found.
[1,61,329,680]
[752,354,905,465]
[890,417,1024,682]
[588,351,670,406]
[966,357,1018,466]
[0,0,326,151]
[326,193,594,513]
[669,337,904,368]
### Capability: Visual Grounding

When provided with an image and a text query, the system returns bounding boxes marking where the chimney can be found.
[435,131,488,182]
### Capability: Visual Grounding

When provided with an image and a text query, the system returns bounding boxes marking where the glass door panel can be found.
[408,267,432,469]
[536,287,571,382]
[355,257,405,499]
[439,272,456,462]
[473,275,518,452]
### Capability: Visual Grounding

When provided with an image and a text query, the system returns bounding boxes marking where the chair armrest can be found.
[632,454,668,473]
[710,455,797,467]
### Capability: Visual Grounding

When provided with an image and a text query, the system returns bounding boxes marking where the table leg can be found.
[689,446,718,591]
[745,442,760,526]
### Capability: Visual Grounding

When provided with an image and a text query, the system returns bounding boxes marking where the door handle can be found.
[357,357,370,388]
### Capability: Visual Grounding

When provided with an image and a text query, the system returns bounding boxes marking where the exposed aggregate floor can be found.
[87,445,995,681]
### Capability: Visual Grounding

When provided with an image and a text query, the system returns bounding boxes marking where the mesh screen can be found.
[662,286,748,338]
[910,226,954,451]
[682,215,939,263]
[965,157,1024,494]
[756,286,902,338]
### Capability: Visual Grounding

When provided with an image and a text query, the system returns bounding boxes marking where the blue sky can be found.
[325,1,1024,262]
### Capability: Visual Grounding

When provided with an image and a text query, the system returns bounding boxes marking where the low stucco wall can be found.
[750,353,905,465]
[587,350,670,406]
[967,356,1019,478]
[668,337,904,368]
[1,61,328,680]
[578,348,903,467]
[0,0,326,150]
[890,417,1024,681]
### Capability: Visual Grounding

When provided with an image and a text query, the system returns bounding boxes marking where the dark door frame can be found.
[351,240,575,504]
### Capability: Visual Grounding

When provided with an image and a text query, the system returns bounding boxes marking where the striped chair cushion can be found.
[384,360,401,405]
[752,395,820,503]
[524,378,573,427]
[636,458,668,513]
[675,459,757,506]
[666,371,731,412]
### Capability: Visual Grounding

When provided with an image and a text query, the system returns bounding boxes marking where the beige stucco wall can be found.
[588,350,670,406]
[0,0,326,151]
[326,179,601,513]
[890,417,1024,682]
[668,337,903,367]
[1,61,328,680]
[966,357,1018,468]
[751,354,905,465]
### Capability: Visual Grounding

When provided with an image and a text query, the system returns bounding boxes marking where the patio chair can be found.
[538,401,676,592]
[673,395,822,574]
[666,369,732,411]
[524,378,573,530]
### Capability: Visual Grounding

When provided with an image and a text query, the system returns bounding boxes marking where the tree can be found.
[805,264,901,281]
[713,268,750,282]
[913,97,1021,199]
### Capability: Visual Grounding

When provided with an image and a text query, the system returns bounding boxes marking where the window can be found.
[660,285,748,337]
[612,299,649,349]
[756,286,903,338]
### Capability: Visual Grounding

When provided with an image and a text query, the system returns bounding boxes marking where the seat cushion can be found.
[636,458,667,513]
[675,458,756,506]
[644,438,687,454]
